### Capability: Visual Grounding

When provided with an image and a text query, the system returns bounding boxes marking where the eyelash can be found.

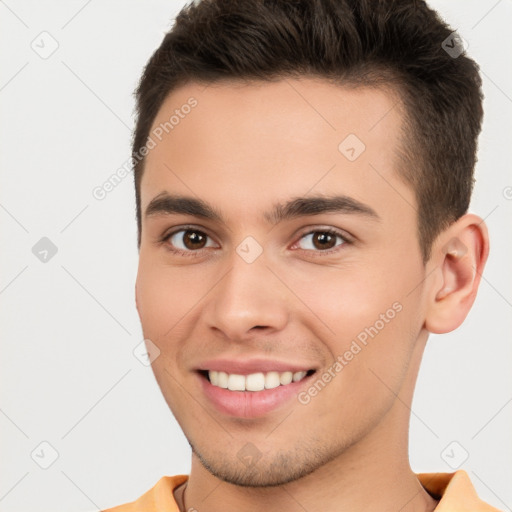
[159,225,351,258]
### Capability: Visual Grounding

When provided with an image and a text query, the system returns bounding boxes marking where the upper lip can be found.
[196,358,317,375]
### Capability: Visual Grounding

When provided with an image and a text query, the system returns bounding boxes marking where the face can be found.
[135,78,430,486]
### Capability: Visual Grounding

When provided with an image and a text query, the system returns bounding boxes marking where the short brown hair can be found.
[132,0,483,261]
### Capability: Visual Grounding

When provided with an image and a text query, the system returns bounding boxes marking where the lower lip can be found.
[198,372,315,418]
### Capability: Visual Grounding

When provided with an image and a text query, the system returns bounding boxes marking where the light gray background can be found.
[0,1,511,511]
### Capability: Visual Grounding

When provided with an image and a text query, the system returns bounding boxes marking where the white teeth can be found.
[227,374,245,391]
[279,371,293,385]
[209,370,219,386]
[265,371,281,389]
[246,372,265,391]
[217,371,228,388]
[207,369,311,391]
[293,371,307,382]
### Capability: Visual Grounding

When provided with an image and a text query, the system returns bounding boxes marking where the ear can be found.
[425,214,489,334]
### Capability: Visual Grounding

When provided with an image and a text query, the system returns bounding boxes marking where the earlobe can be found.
[425,214,489,334]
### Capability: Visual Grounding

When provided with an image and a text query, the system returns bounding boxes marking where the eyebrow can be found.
[145,192,380,224]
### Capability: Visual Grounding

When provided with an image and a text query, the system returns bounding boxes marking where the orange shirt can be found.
[101,470,502,511]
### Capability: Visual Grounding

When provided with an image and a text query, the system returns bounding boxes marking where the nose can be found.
[202,252,290,342]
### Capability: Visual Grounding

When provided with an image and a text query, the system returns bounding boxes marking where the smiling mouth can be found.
[198,369,316,392]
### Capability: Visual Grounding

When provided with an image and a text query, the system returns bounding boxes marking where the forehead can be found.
[140,78,411,222]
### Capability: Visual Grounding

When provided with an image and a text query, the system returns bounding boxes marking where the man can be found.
[103,0,501,510]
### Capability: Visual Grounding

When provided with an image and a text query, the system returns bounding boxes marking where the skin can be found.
[135,78,489,512]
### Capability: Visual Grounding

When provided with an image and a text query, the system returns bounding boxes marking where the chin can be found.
[189,438,342,488]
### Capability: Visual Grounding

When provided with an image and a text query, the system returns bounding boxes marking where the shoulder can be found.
[417,470,503,511]
[100,474,189,512]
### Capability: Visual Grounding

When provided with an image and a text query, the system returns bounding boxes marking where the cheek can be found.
[287,263,399,336]
[135,255,205,336]
[291,265,421,431]
[286,257,423,373]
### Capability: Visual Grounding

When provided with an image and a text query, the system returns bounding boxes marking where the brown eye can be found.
[312,232,336,249]
[183,230,207,249]
[167,229,215,251]
[296,230,346,251]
